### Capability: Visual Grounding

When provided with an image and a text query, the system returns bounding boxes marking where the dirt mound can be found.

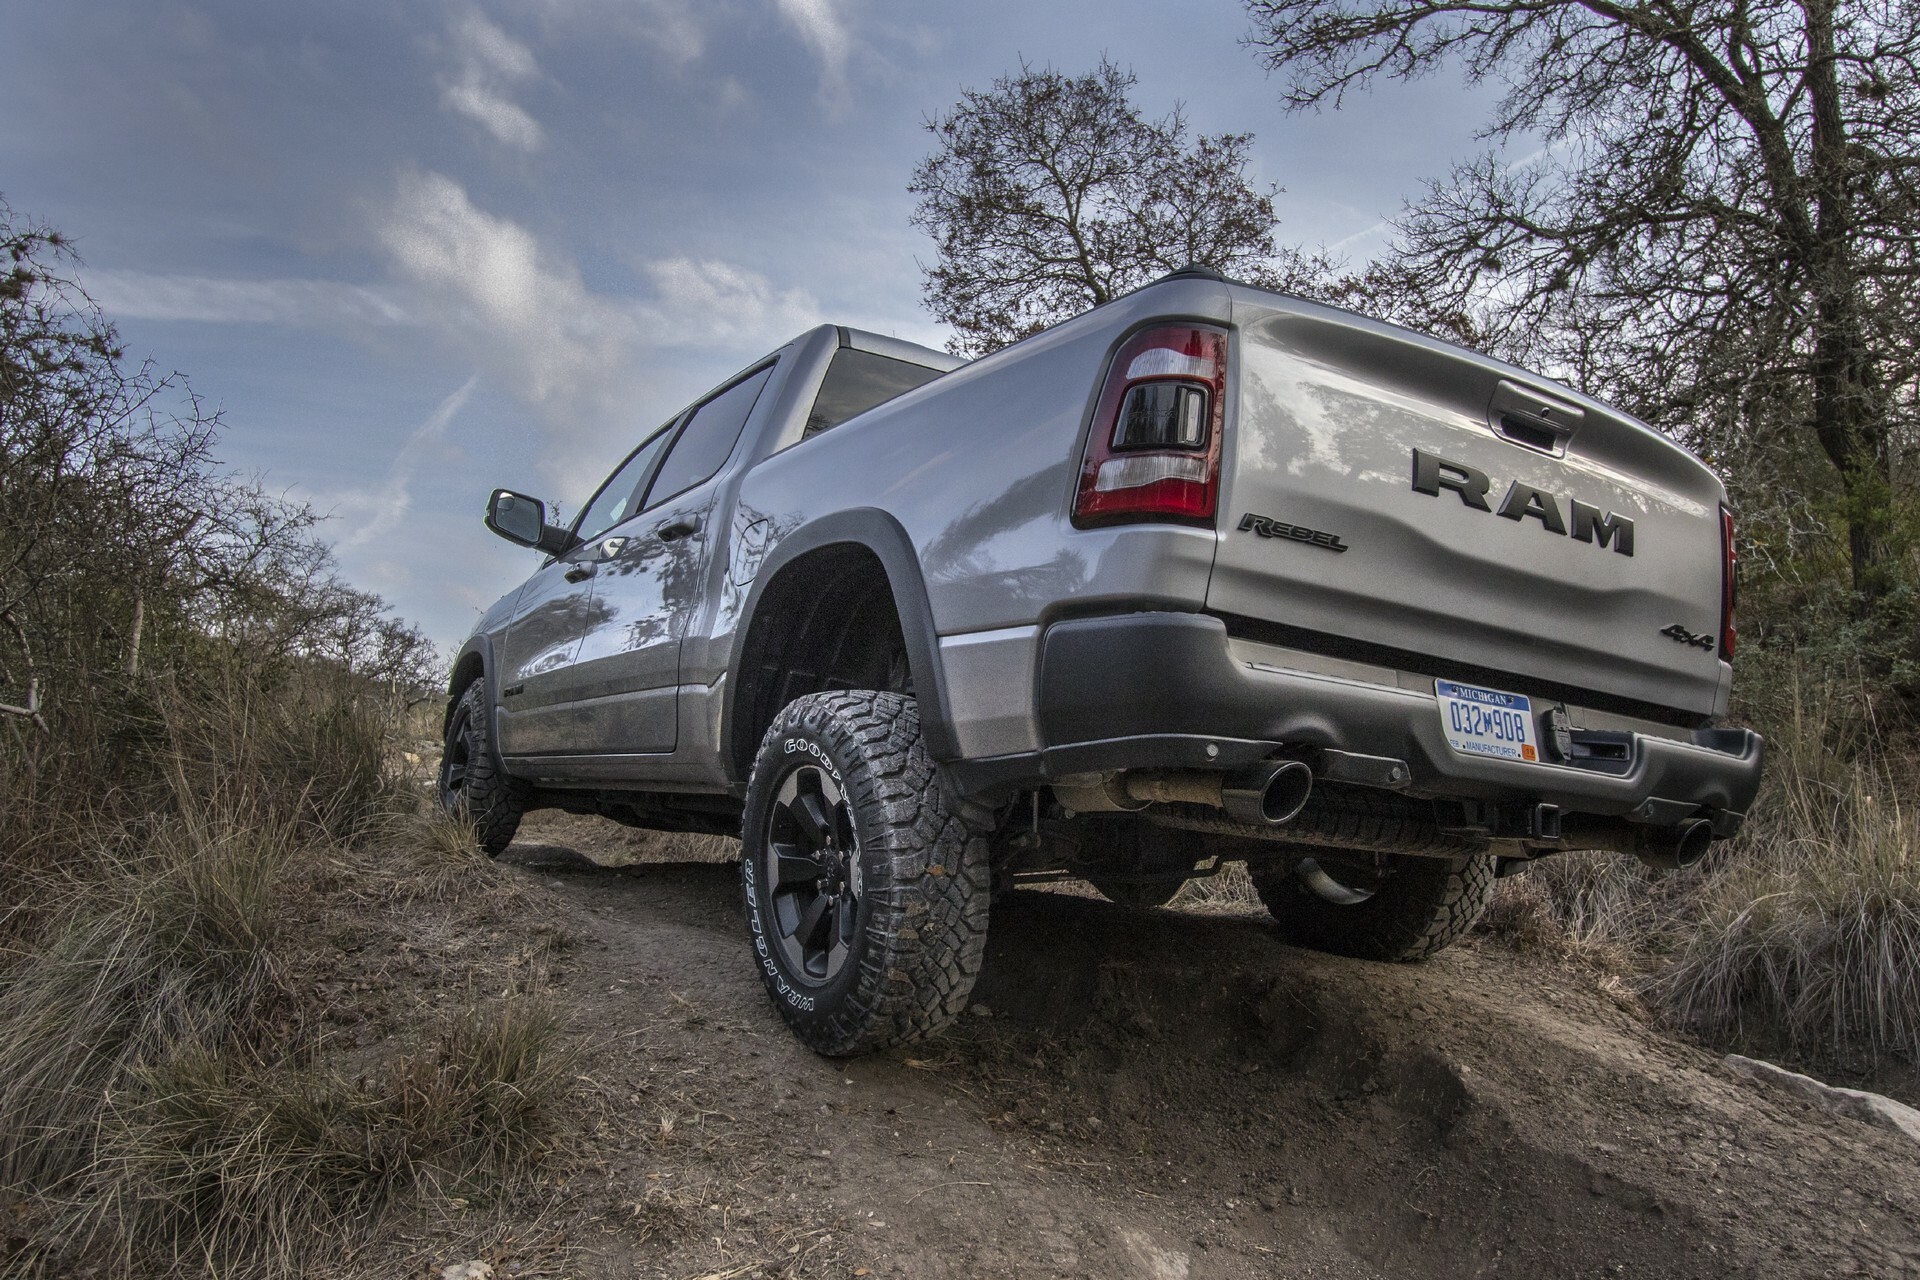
[961,889,1918,1277]
[502,817,1920,1279]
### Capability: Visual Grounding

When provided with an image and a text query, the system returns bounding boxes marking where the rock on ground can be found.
[1725,1053,1920,1146]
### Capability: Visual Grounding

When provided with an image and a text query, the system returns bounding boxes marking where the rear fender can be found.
[723,508,958,771]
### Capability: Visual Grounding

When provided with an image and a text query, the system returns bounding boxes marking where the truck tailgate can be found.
[1210,296,1728,719]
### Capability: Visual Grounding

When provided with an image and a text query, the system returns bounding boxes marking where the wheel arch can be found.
[723,509,957,787]
[444,636,493,735]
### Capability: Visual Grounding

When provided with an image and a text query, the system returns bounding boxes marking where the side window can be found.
[572,423,675,542]
[804,348,946,440]
[643,364,775,508]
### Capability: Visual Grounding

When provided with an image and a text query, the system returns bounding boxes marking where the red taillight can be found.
[1072,324,1228,527]
[1719,505,1737,659]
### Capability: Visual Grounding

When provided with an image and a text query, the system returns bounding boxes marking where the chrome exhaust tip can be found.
[1221,760,1314,827]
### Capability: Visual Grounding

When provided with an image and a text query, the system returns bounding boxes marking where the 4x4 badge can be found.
[1660,623,1715,651]
[1238,512,1350,553]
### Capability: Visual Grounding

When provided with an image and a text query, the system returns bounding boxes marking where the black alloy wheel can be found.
[438,705,478,808]
[763,763,862,984]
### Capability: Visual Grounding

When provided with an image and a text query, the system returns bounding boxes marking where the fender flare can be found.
[723,508,958,772]
[445,632,513,779]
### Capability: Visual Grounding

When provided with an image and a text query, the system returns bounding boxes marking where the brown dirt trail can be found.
[502,816,1920,1280]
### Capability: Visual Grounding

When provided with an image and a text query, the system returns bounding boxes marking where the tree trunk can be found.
[124,589,144,677]
[1802,0,1890,604]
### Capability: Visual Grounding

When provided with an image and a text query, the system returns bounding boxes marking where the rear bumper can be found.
[949,612,1763,826]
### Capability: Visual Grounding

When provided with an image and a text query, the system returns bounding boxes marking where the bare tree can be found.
[0,200,439,742]
[1246,0,1920,607]
[910,58,1331,355]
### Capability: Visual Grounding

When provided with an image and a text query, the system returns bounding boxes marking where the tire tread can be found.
[1252,851,1495,962]
[744,690,988,1055]
[446,680,527,857]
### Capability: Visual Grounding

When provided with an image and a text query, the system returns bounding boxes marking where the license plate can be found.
[1436,679,1540,762]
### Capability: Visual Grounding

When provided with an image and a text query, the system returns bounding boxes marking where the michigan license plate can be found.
[1436,679,1540,762]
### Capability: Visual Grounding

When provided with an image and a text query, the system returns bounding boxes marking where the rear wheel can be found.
[1250,850,1495,961]
[741,690,989,1056]
[438,679,527,857]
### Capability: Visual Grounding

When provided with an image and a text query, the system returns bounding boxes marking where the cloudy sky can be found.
[2,0,1503,649]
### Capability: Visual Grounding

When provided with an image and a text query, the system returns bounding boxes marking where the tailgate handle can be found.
[1488,380,1582,457]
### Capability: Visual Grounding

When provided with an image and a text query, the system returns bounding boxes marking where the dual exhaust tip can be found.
[1221,759,1315,827]
[1113,759,1314,828]
[1635,817,1715,871]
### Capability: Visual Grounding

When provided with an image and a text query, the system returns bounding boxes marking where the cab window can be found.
[804,348,946,440]
[573,423,675,542]
[643,363,776,507]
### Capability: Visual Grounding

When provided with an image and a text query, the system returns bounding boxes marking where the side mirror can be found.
[485,489,577,556]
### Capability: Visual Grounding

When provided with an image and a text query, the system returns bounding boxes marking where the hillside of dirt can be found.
[484,813,1919,1280]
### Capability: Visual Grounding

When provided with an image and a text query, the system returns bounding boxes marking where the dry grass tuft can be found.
[392,807,500,900]
[0,677,577,1278]
[1652,757,1920,1064]
[82,991,571,1275]
[1170,861,1261,911]
[1482,673,1920,1070]
[1481,853,1656,971]
[0,802,291,1196]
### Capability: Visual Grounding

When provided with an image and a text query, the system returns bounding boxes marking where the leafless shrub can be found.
[0,201,439,879]
[1172,861,1261,911]
[0,200,569,1278]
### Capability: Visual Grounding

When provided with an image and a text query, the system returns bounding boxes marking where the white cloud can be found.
[83,270,410,327]
[336,375,477,555]
[624,0,704,66]
[633,255,823,349]
[377,171,646,487]
[441,9,545,151]
[376,174,842,491]
[526,0,703,66]
[1328,219,1389,254]
[774,0,851,105]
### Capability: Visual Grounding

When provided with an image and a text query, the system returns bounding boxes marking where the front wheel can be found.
[438,679,527,857]
[1250,850,1495,961]
[741,690,990,1056]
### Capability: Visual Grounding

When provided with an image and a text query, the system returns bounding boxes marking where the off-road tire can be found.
[1251,851,1495,962]
[438,679,528,857]
[741,690,989,1056]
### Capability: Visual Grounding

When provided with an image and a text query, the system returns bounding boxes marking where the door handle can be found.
[563,562,596,583]
[654,516,701,542]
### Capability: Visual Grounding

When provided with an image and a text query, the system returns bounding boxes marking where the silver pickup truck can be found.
[442,266,1763,1055]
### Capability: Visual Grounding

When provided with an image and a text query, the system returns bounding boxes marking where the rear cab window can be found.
[803,348,948,441]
